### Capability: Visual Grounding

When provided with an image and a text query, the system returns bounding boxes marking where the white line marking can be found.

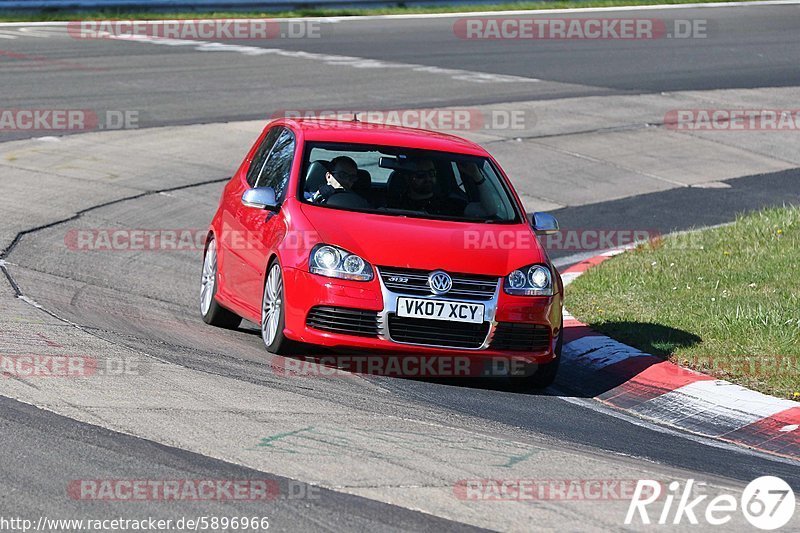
[561,271,581,287]
[18,294,45,309]
[554,250,600,269]
[0,2,797,27]
[601,247,630,257]
[17,27,54,38]
[562,335,653,370]
[110,34,538,84]
[780,424,798,432]
[555,392,800,466]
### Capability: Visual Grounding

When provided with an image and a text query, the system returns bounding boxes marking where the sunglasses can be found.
[412,169,437,180]
[332,170,358,182]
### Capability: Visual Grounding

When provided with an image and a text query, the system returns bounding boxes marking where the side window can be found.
[245,128,280,187]
[254,128,296,203]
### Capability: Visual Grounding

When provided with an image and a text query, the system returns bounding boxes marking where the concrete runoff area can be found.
[0,87,796,220]
[1,86,799,530]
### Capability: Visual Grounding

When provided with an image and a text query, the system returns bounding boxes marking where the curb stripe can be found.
[721,407,800,458]
[625,380,797,436]
[599,360,712,408]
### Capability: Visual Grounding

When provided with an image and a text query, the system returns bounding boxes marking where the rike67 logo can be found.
[626,477,795,530]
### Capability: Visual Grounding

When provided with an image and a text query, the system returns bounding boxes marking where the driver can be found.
[310,156,359,204]
[396,159,462,216]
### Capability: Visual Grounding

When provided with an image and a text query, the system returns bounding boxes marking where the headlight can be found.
[504,264,553,296]
[508,269,527,289]
[309,244,373,281]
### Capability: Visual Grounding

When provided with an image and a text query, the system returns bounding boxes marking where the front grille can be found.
[387,314,490,349]
[490,323,551,352]
[306,306,380,337]
[379,267,498,301]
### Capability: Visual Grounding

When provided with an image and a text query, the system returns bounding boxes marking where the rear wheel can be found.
[200,238,241,329]
[261,260,292,354]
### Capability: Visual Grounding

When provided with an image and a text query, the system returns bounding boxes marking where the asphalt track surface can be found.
[0,396,487,532]
[0,4,798,135]
[1,4,800,531]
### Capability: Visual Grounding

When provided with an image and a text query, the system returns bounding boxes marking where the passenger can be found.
[310,156,359,204]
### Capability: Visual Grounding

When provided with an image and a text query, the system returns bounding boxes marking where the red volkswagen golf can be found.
[201,118,563,387]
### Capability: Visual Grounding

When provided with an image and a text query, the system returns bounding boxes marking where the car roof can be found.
[278,118,488,156]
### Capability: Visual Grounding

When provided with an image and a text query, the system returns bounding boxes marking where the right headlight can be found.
[309,244,373,282]
[504,264,553,296]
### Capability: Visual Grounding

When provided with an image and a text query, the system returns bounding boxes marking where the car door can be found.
[235,127,296,315]
[218,127,281,315]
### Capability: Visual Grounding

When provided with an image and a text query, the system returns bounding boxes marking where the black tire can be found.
[260,259,292,354]
[513,321,562,390]
[200,238,241,329]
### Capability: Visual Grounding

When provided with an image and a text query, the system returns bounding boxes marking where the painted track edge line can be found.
[0,1,799,26]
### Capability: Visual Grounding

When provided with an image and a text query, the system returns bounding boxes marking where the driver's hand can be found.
[312,184,336,204]
[326,172,344,190]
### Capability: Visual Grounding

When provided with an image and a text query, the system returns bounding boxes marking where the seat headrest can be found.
[352,169,371,195]
[386,170,410,207]
[305,160,330,193]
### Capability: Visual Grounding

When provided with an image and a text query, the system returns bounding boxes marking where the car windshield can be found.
[299,142,520,223]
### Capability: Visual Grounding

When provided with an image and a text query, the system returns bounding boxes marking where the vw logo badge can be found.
[428,270,453,295]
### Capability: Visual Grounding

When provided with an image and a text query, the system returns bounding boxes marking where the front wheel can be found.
[513,322,562,390]
[261,260,292,354]
[200,238,241,329]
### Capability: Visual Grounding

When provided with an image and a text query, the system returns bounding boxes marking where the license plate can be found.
[397,297,484,324]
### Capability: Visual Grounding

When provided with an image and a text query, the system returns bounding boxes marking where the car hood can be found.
[299,204,548,276]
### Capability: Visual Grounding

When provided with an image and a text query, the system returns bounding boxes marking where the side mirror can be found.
[241,187,278,211]
[531,212,559,235]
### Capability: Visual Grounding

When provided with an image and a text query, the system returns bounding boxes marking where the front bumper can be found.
[282,267,562,364]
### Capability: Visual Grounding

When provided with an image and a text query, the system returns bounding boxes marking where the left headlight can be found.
[309,244,374,282]
[504,264,553,296]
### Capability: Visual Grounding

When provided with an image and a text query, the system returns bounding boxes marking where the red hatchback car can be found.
[201,118,563,387]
